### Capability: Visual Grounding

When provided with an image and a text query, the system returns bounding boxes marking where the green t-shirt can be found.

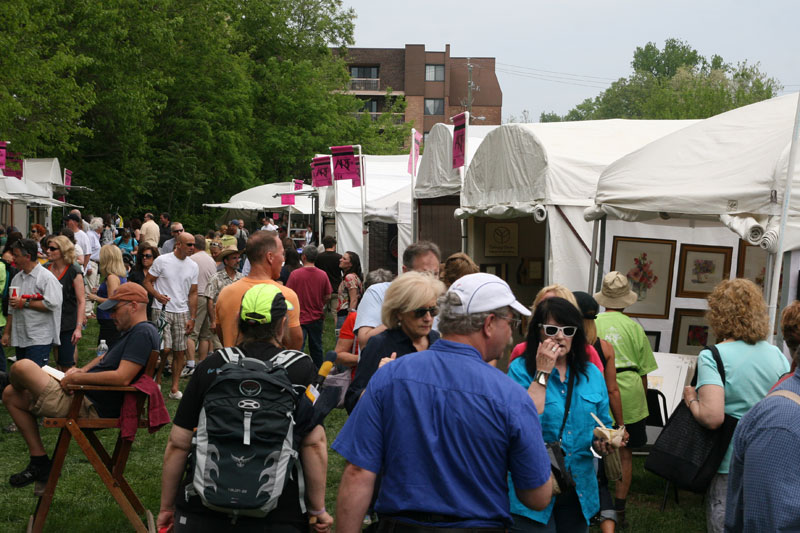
[696,340,789,473]
[596,311,658,425]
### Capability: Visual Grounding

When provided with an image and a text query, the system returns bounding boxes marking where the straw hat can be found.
[594,271,638,309]
[216,245,240,261]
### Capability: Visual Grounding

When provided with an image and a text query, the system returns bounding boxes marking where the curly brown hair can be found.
[706,279,769,344]
[441,252,479,288]
[781,301,800,355]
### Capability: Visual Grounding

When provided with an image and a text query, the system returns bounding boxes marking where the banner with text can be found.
[2,152,22,179]
[331,145,359,180]
[294,179,303,191]
[352,155,363,187]
[311,156,332,187]
[0,142,6,170]
[280,194,295,205]
[64,168,72,187]
[452,113,466,169]
[408,130,423,176]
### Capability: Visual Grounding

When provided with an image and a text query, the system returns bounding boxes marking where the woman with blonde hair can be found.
[87,244,128,347]
[46,236,85,370]
[343,271,445,413]
[682,278,789,532]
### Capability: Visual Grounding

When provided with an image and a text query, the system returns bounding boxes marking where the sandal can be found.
[3,422,18,433]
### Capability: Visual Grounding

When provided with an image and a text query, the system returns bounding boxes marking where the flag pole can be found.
[354,144,367,274]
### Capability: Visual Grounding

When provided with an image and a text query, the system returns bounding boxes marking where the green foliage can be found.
[542,38,782,122]
[2,0,408,232]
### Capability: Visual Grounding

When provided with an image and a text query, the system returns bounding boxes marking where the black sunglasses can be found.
[412,306,439,318]
[539,324,577,338]
[184,242,195,247]
[172,228,184,233]
[142,253,154,258]
[47,246,59,251]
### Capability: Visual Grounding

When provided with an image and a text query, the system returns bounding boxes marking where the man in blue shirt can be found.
[334,273,553,533]
[725,366,800,532]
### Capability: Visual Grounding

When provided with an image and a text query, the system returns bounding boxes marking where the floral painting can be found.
[671,309,718,356]
[676,244,732,299]
[610,237,676,319]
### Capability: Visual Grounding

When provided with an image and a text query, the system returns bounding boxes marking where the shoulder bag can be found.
[546,369,576,495]
[644,344,739,493]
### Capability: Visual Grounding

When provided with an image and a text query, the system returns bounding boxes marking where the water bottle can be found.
[97,339,109,358]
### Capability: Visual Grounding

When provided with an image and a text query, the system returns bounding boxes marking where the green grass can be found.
[0,317,707,531]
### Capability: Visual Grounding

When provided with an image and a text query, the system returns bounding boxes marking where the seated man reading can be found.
[1,283,159,488]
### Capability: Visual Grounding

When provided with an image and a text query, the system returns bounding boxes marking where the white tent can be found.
[364,186,412,272]
[457,120,697,290]
[204,182,315,215]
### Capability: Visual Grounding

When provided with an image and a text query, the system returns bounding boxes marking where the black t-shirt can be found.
[86,321,159,417]
[315,251,342,292]
[47,263,82,332]
[173,342,317,525]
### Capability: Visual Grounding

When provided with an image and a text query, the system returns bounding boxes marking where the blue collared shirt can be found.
[507,357,612,525]
[725,368,800,532]
[333,339,551,528]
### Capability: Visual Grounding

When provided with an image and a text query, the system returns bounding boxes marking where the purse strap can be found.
[556,368,576,443]
[691,344,726,388]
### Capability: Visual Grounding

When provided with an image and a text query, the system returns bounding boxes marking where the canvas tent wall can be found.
[364,186,412,273]
[587,93,800,345]
[204,181,316,230]
[456,119,696,306]
[413,123,496,258]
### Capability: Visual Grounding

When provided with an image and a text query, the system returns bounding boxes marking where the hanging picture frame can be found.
[675,244,733,298]
[610,236,676,319]
[670,308,718,356]
[736,240,769,290]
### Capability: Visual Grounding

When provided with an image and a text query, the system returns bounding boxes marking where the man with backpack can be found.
[158,283,332,532]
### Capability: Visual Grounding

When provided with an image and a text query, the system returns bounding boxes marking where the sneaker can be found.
[7,356,16,364]
[168,390,183,400]
[10,459,51,488]
[180,366,194,378]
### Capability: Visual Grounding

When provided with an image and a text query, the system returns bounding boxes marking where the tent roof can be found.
[592,93,799,220]
[458,119,697,218]
[364,185,412,224]
[204,182,315,214]
[323,154,412,214]
[23,158,62,187]
[414,123,496,199]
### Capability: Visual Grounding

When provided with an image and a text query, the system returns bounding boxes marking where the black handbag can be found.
[644,344,739,493]
[545,369,576,494]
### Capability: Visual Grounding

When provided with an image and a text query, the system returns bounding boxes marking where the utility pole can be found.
[466,58,473,115]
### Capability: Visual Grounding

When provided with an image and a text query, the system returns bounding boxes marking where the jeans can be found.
[56,330,76,368]
[510,488,588,533]
[301,318,324,368]
[15,344,52,367]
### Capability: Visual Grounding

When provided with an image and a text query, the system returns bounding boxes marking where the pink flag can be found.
[2,152,22,179]
[58,195,66,202]
[64,168,72,187]
[273,212,280,221]
[280,194,295,205]
[294,179,303,191]
[311,156,332,187]
[331,145,359,180]
[452,113,466,169]
[0,142,6,170]
[408,130,423,176]
[352,156,363,187]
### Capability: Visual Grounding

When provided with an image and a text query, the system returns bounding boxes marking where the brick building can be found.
[336,44,502,139]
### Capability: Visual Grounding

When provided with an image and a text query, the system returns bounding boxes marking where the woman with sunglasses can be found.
[507,297,614,533]
[87,245,128,347]
[128,244,159,319]
[335,251,363,332]
[45,236,86,370]
[343,271,445,414]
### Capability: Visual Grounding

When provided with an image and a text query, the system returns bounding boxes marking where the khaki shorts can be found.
[153,309,189,351]
[30,377,99,418]
[188,295,213,343]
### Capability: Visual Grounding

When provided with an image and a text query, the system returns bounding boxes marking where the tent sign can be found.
[452,113,466,168]
[280,194,295,205]
[311,156,332,187]
[331,145,359,180]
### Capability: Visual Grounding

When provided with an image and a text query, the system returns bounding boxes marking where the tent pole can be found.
[331,157,338,245]
[588,219,600,292]
[767,91,800,343]
[410,128,418,245]
[356,145,368,274]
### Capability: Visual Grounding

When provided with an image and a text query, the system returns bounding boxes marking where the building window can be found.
[350,66,378,79]
[423,132,429,145]
[361,99,378,113]
[424,98,444,116]
[425,64,445,81]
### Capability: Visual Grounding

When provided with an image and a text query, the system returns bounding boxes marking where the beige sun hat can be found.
[216,245,240,261]
[594,271,638,309]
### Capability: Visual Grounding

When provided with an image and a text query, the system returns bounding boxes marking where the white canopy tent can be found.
[456,119,697,290]
[587,93,800,338]
[204,182,315,215]
[364,186,412,272]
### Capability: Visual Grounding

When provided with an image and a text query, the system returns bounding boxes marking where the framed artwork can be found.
[517,257,544,285]
[676,244,733,298]
[480,263,507,281]
[610,236,677,319]
[644,331,661,352]
[670,308,718,356]
[736,240,769,290]
[484,222,519,257]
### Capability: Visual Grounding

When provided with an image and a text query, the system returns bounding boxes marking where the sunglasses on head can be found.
[412,306,438,318]
[539,324,577,338]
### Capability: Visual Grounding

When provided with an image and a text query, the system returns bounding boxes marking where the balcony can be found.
[349,78,380,91]
[349,112,405,124]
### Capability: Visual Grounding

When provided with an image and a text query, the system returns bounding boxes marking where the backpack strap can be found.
[220,346,246,364]
[270,349,310,370]
[768,389,800,406]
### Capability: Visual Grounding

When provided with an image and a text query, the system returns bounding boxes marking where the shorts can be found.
[16,345,52,367]
[152,309,189,351]
[188,296,213,343]
[55,330,76,368]
[30,377,98,418]
[625,418,648,449]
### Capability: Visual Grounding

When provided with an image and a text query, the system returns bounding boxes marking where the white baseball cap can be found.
[447,273,531,317]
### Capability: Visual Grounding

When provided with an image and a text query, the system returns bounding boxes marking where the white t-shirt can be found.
[189,251,217,296]
[149,252,199,313]
[74,229,91,261]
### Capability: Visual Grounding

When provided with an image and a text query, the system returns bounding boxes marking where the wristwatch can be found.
[23,300,30,309]
[533,370,550,386]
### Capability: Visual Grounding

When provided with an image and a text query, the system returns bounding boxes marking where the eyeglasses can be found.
[412,306,439,318]
[539,324,577,338]
[47,246,59,252]
[142,254,154,259]
[496,314,522,330]
[172,229,184,233]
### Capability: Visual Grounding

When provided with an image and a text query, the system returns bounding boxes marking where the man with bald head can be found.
[143,231,198,400]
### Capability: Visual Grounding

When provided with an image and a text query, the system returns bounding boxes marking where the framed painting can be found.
[610,237,677,319]
[670,308,718,356]
[736,240,769,290]
[480,263,507,281]
[644,331,661,352]
[676,244,733,298]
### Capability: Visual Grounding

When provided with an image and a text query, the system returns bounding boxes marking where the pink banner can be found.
[64,168,72,187]
[294,179,303,191]
[408,130,423,176]
[2,152,22,179]
[273,212,281,221]
[0,142,6,170]
[331,145,359,180]
[352,156,363,187]
[452,113,466,169]
[280,194,295,205]
[311,156,332,187]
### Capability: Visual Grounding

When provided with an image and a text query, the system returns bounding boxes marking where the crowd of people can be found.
[0,212,797,533]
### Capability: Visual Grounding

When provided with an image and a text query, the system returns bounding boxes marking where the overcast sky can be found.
[343,0,799,122]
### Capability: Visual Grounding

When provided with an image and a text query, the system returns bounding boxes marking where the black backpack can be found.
[186,347,311,518]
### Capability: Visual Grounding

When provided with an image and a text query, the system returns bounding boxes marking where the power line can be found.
[496,61,618,82]
[495,67,610,90]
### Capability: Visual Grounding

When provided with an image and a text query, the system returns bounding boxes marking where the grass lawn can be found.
[0,317,707,531]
